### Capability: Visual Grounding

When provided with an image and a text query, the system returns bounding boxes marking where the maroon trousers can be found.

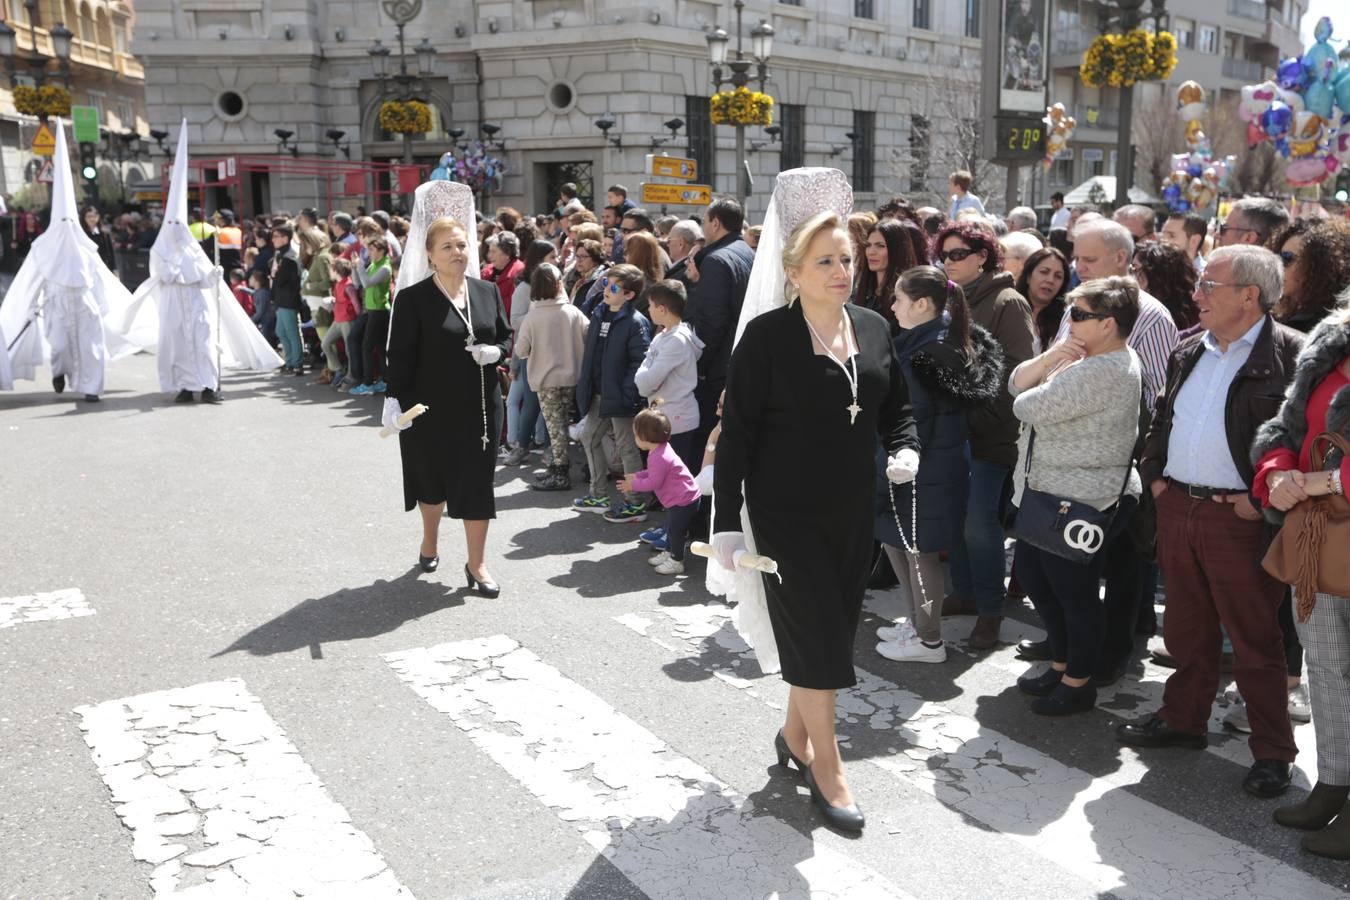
[1156,484,1296,763]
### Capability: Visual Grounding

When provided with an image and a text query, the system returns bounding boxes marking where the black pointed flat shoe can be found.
[418,554,439,573]
[465,564,500,598]
[802,763,864,832]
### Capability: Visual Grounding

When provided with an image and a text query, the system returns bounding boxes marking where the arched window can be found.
[77,1,94,43]
[95,8,112,48]
[8,0,29,25]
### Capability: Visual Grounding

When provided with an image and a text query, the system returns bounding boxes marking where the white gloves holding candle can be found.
[711,531,747,572]
[382,397,410,432]
[886,448,920,484]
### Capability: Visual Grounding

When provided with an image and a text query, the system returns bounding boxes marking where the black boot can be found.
[1303,798,1350,859]
[52,374,65,393]
[174,389,194,403]
[1276,782,1350,831]
[200,387,221,404]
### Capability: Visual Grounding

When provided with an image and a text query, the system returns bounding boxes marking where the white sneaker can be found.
[648,550,673,567]
[1222,693,1252,734]
[1289,683,1312,723]
[876,621,917,644]
[876,638,946,663]
[654,557,685,575]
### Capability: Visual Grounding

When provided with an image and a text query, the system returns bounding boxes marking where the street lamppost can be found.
[0,3,74,90]
[1108,0,1156,208]
[368,1,436,165]
[706,0,773,208]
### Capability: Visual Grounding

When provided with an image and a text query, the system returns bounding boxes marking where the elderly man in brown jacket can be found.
[1117,245,1305,799]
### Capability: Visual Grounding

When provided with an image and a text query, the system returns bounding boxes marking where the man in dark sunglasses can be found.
[1216,197,1289,249]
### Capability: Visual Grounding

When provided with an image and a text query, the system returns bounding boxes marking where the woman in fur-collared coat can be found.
[1249,292,1350,859]
[873,266,1005,664]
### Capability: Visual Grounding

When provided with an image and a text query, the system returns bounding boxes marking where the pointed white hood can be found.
[151,120,215,284]
[18,118,99,289]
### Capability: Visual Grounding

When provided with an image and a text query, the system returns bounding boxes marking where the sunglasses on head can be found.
[939,247,978,263]
[1068,306,1112,323]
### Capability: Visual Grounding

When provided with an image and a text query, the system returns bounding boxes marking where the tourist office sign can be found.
[640,183,712,206]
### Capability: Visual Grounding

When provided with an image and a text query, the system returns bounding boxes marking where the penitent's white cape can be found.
[706,167,854,676]
[109,121,280,389]
[0,118,138,395]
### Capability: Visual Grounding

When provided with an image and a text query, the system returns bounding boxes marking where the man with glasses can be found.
[1217,197,1290,248]
[666,219,704,290]
[1119,245,1304,799]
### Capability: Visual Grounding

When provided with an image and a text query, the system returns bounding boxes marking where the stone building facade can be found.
[133,0,1000,220]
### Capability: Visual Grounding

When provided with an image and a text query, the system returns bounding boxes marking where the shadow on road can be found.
[212,568,464,659]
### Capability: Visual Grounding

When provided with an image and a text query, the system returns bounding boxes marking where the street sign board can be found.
[640,182,712,206]
[645,154,697,181]
[70,106,100,144]
[35,158,54,183]
[31,123,56,157]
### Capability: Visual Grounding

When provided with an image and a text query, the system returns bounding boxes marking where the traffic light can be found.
[78,141,97,190]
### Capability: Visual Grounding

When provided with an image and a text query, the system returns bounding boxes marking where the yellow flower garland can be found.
[1079,29,1177,88]
[709,87,774,127]
[13,84,72,118]
[378,99,431,134]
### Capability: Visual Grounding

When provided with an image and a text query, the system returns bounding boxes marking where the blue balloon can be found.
[1176,199,1191,212]
[430,166,450,181]
[1187,164,1203,177]
[1305,82,1335,119]
[1278,57,1308,92]
[1261,102,1293,138]
[1274,137,1291,158]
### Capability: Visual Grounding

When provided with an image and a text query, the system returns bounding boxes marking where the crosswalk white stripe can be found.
[75,678,412,899]
[0,588,94,629]
[862,587,1322,791]
[621,602,1341,900]
[385,635,915,900]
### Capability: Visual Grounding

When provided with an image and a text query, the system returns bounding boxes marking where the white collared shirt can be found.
[1162,317,1267,489]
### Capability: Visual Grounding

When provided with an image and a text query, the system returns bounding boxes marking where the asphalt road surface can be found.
[2,353,1347,899]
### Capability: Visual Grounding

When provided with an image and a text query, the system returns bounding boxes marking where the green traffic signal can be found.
[81,165,97,180]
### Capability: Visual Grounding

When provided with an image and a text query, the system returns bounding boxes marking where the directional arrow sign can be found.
[640,182,712,206]
[645,154,698,181]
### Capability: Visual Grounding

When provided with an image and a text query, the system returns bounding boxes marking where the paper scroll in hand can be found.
[689,541,781,580]
[379,403,428,438]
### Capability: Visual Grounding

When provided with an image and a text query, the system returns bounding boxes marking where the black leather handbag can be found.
[1012,430,1134,564]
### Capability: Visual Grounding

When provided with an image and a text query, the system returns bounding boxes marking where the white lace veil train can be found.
[707,167,854,675]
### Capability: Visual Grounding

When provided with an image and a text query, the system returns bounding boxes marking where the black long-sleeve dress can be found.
[714,302,917,689]
[385,275,511,517]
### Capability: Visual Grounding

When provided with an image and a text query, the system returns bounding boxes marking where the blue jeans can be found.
[507,359,548,447]
[275,307,302,368]
[949,456,1011,616]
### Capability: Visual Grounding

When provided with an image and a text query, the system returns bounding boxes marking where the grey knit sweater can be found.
[1009,347,1143,510]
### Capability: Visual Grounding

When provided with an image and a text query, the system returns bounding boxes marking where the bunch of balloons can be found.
[429,146,506,193]
[1041,103,1076,171]
[1161,81,1234,213]
[1238,17,1350,187]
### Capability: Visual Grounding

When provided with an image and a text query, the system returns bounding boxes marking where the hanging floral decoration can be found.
[1079,30,1177,88]
[378,99,432,134]
[709,87,774,127]
[13,85,72,118]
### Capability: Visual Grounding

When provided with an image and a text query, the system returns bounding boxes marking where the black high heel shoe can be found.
[802,763,865,832]
[465,564,500,598]
[773,731,807,778]
[418,553,439,573]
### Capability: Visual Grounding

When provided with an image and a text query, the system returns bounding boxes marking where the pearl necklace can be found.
[435,273,490,451]
[802,310,861,425]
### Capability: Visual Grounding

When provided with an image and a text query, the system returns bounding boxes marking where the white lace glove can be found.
[711,531,746,572]
[466,344,502,366]
[886,448,920,484]
[382,397,410,432]
[694,464,715,497]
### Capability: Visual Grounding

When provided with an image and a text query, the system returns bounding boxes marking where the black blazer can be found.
[84,226,116,272]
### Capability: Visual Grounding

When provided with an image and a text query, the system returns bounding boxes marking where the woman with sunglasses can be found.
[1268,218,1350,334]
[932,220,1036,650]
[1008,276,1143,714]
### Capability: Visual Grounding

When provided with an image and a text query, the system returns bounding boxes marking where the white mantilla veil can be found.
[0,118,138,386]
[395,180,480,295]
[707,167,853,675]
[110,120,281,379]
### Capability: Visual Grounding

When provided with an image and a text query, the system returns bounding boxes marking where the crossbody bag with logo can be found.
[1011,429,1134,564]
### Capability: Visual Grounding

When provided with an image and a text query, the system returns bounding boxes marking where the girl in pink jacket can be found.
[618,408,701,575]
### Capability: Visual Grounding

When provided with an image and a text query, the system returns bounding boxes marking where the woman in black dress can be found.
[714,210,918,831]
[383,217,510,596]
